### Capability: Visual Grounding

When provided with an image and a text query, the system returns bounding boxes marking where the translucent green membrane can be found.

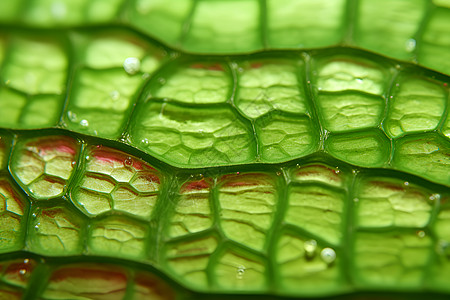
[0,0,450,298]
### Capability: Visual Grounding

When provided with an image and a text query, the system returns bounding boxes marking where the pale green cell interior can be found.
[257,115,317,163]
[393,135,450,186]
[386,76,447,138]
[276,233,342,295]
[354,0,426,60]
[286,185,345,245]
[9,39,66,86]
[326,130,390,167]
[169,183,213,238]
[183,0,261,53]
[237,62,307,118]
[214,250,266,291]
[131,102,255,167]
[11,136,78,200]
[355,178,432,228]
[316,58,386,95]
[155,65,230,104]
[0,180,26,253]
[29,207,83,255]
[24,0,123,25]
[317,91,384,132]
[419,7,450,76]
[128,0,193,46]
[267,0,346,48]
[89,216,147,259]
[165,236,218,290]
[353,231,432,288]
[65,69,143,138]
[218,174,277,251]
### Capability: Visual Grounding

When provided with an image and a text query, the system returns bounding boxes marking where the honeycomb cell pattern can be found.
[0,0,449,299]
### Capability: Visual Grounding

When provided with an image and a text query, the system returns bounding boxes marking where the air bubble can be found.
[80,119,89,127]
[429,193,440,201]
[405,38,416,52]
[123,57,141,75]
[110,90,120,101]
[124,157,133,167]
[304,240,317,258]
[67,111,77,122]
[321,247,336,264]
[417,230,426,238]
[236,266,245,279]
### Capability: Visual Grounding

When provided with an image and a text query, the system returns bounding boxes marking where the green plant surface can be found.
[0,0,449,299]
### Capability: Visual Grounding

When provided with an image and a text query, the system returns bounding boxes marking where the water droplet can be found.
[110,90,120,101]
[438,240,449,255]
[429,193,440,201]
[353,198,359,202]
[236,266,245,279]
[123,57,140,75]
[71,161,76,167]
[304,240,317,258]
[417,230,426,238]
[296,164,301,168]
[141,138,149,145]
[276,171,281,176]
[356,78,363,84]
[32,213,36,218]
[80,119,89,127]
[85,155,91,161]
[404,181,409,186]
[124,157,133,167]
[321,247,336,264]
[67,111,77,122]
[158,78,166,85]
[405,38,416,52]
[395,83,400,87]
[23,259,29,264]
[142,73,150,80]
[19,269,26,275]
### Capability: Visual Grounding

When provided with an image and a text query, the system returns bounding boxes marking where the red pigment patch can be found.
[28,136,77,156]
[190,63,223,71]
[250,62,263,69]
[221,173,271,188]
[41,208,66,219]
[4,259,36,286]
[181,179,211,193]
[50,264,126,284]
[295,164,341,183]
[0,289,22,300]
[91,147,156,172]
[134,272,175,300]
[370,181,405,192]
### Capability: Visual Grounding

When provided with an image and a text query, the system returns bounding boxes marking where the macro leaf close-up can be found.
[0,0,449,299]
